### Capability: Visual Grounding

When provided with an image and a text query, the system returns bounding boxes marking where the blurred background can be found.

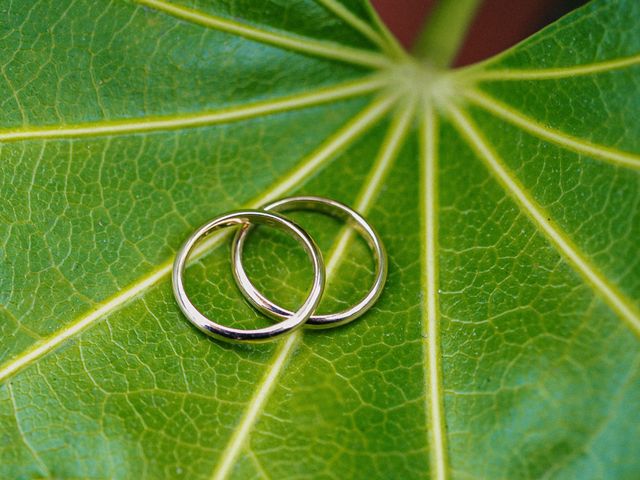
[371,0,589,66]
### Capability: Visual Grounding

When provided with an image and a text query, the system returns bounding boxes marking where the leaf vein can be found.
[465,89,640,170]
[420,103,448,480]
[314,0,400,57]
[0,77,385,142]
[448,104,640,337]
[134,0,390,69]
[460,53,640,81]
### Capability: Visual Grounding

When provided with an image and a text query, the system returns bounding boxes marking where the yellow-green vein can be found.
[447,104,640,337]
[0,76,385,142]
[134,0,391,69]
[457,53,640,81]
[315,0,391,54]
[0,94,397,385]
[210,103,415,480]
[464,89,640,170]
[420,103,448,480]
[361,0,407,60]
[210,332,298,480]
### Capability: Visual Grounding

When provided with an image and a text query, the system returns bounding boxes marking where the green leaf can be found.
[1,0,638,478]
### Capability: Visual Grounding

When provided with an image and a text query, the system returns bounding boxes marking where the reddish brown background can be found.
[371,0,588,66]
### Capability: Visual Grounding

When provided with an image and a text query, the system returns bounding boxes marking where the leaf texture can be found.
[0,0,638,478]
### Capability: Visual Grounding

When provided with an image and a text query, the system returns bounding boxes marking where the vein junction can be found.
[2,3,640,475]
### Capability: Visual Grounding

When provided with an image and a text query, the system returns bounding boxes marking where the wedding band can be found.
[172,210,325,343]
[231,196,387,329]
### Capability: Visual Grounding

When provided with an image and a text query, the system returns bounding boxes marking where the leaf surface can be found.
[0,0,638,478]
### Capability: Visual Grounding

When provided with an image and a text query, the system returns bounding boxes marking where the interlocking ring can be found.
[231,196,387,329]
[172,210,325,343]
